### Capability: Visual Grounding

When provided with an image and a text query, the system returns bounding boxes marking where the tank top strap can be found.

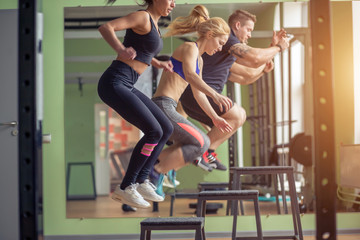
[144,10,161,37]
[194,42,200,74]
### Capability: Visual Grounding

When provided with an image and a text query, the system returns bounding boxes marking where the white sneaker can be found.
[111,184,150,209]
[163,175,180,188]
[137,179,165,202]
[163,176,175,188]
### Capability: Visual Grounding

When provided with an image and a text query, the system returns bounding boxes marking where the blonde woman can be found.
[150,5,233,191]
[180,9,289,171]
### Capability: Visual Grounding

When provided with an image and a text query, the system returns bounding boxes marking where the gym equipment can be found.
[289,132,312,166]
[197,190,262,240]
[231,166,303,240]
[140,217,205,240]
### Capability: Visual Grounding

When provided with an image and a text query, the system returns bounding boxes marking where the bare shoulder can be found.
[182,42,199,56]
[123,10,153,33]
[107,10,149,31]
[173,42,198,60]
[183,42,197,50]
[126,10,148,24]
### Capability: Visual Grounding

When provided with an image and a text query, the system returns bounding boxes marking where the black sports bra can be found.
[122,11,163,65]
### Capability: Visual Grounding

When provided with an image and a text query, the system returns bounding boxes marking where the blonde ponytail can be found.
[164,5,209,37]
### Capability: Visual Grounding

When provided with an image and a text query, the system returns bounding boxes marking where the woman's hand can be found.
[158,60,174,72]
[212,116,233,133]
[118,47,137,60]
[151,59,174,72]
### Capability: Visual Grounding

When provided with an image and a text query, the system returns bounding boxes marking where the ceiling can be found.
[64,2,277,30]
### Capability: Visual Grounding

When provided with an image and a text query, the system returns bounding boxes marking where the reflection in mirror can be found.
[64,1,351,220]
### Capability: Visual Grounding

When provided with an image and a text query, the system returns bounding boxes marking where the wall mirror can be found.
[64,1,358,219]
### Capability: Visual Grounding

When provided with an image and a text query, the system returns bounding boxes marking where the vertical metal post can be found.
[288,45,292,144]
[18,0,42,239]
[248,84,256,167]
[271,70,277,149]
[257,79,265,166]
[227,81,238,193]
[226,81,238,169]
[264,73,272,166]
[310,0,337,239]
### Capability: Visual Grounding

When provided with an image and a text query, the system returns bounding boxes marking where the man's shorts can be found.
[179,85,231,128]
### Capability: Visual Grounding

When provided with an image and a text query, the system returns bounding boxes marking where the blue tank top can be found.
[170,43,200,81]
[123,11,163,65]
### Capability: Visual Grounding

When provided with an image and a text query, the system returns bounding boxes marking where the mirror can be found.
[64,1,357,219]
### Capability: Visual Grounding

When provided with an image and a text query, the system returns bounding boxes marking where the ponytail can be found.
[164,5,209,37]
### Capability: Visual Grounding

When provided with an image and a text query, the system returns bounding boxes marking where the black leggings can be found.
[98,60,173,189]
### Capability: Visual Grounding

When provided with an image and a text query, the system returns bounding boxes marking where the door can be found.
[0,9,20,240]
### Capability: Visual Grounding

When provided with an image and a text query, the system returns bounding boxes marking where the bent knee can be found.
[229,105,246,128]
[162,122,174,140]
[147,124,164,142]
[148,121,174,142]
[238,106,247,125]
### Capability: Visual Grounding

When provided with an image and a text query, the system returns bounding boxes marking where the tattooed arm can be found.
[229,42,282,68]
[229,30,289,68]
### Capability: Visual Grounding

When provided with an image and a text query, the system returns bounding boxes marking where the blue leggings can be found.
[97,60,173,189]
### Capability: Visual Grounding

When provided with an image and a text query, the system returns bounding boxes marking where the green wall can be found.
[65,83,102,195]
[1,0,360,238]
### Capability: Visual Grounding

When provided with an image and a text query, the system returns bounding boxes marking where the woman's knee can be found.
[147,120,173,143]
[147,124,164,142]
[162,121,174,140]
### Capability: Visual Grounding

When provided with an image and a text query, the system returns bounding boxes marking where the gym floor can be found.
[67,195,360,239]
[67,194,282,218]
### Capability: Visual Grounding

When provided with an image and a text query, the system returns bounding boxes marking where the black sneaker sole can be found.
[209,162,227,171]
[197,162,213,172]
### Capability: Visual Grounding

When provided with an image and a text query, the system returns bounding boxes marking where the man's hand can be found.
[263,60,274,73]
[212,93,233,112]
[277,36,290,51]
[271,29,287,47]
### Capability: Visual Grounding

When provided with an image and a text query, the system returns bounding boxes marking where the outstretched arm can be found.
[229,29,289,68]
